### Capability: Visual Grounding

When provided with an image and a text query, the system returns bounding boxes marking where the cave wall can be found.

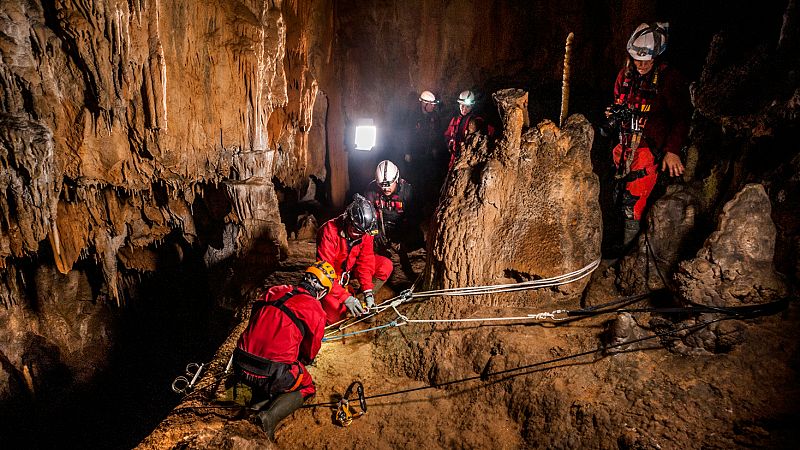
[0,0,334,284]
[0,0,335,411]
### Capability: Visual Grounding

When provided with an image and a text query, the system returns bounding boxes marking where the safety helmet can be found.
[375,160,400,188]
[345,194,378,235]
[457,90,476,106]
[627,22,669,61]
[303,261,337,298]
[419,90,439,104]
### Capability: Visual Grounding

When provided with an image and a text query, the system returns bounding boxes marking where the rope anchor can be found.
[335,381,367,427]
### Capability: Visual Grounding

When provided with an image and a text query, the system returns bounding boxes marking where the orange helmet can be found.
[304,261,337,295]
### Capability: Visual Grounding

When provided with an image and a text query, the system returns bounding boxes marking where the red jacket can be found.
[613,63,691,156]
[237,285,325,365]
[316,216,376,301]
[444,112,494,169]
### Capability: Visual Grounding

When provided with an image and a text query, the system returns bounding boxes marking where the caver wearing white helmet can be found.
[419,90,439,104]
[627,22,669,61]
[364,159,420,280]
[418,90,439,115]
[606,20,690,254]
[375,160,400,196]
[457,89,476,106]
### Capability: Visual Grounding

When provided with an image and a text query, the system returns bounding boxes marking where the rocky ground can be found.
[138,240,799,449]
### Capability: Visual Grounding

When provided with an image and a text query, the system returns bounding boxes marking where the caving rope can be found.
[302,296,791,410]
[170,294,791,420]
[170,254,793,427]
[322,259,601,342]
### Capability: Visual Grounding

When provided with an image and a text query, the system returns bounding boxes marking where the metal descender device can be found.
[335,381,368,427]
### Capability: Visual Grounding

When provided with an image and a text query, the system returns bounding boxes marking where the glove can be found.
[363,290,375,309]
[344,296,365,317]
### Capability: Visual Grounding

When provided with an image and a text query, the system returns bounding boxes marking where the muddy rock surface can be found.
[139,240,799,449]
[617,184,704,294]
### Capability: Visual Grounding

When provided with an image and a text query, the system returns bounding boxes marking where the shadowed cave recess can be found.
[1,0,798,448]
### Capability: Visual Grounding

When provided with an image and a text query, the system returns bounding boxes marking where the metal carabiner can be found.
[171,362,205,394]
[339,271,351,287]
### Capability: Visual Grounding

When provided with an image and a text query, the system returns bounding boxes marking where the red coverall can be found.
[444,112,488,170]
[236,285,326,398]
[612,62,690,220]
[316,217,392,324]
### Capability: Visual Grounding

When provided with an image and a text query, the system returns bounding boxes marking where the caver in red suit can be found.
[316,216,391,323]
[235,284,326,398]
[611,61,690,221]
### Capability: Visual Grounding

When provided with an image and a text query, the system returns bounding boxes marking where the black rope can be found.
[301,303,789,409]
[173,296,790,415]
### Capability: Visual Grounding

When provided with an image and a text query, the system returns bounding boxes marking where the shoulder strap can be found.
[269,288,307,338]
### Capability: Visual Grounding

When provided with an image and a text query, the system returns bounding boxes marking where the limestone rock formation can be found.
[0,265,113,403]
[389,88,601,386]
[0,0,332,297]
[0,0,333,418]
[676,183,788,308]
[424,89,601,310]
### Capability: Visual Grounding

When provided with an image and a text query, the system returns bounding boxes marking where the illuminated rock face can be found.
[0,0,334,281]
[424,89,601,310]
[0,0,332,405]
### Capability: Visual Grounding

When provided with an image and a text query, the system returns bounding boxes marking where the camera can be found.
[600,104,638,137]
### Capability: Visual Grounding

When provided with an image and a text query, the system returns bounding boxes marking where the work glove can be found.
[344,295,365,317]
[363,290,375,310]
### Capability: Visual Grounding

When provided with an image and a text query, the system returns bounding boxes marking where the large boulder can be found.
[676,183,788,308]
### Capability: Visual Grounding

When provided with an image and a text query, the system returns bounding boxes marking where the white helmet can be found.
[375,160,400,187]
[419,90,438,104]
[627,22,669,61]
[457,90,476,106]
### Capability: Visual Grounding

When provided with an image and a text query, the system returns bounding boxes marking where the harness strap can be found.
[233,347,279,377]
[270,289,307,338]
[287,368,305,392]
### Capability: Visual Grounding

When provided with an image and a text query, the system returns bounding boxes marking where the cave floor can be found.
[139,240,800,449]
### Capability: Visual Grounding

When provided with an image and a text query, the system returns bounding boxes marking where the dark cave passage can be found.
[0,0,798,448]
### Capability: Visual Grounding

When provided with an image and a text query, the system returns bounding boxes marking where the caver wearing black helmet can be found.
[344,194,378,239]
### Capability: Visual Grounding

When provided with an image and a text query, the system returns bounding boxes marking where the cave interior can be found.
[0,0,798,448]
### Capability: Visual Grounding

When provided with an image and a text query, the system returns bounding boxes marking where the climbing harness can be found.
[172,362,205,394]
[334,381,367,427]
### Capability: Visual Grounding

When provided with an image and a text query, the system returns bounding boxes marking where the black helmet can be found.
[345,194,378,235]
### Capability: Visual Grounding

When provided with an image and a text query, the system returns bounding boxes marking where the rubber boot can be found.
[623,219,641,253]
[256,390,304,441]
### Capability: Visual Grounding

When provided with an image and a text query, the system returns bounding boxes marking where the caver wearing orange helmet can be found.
[233,261,335,439]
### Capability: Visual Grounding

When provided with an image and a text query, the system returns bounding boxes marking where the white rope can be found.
[403,309,570,324]
[322,259,599,338]
[412,259,600,298]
